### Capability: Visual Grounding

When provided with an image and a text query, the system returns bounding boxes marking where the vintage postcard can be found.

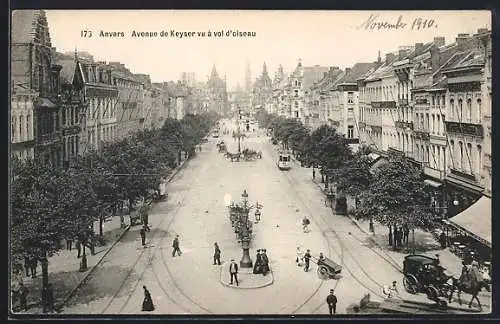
[9,9,492,316]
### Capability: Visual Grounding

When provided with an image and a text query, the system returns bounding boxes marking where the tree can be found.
[335,154,374,199]
[353,155,434,248]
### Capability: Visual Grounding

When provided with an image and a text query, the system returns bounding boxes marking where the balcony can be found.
[445,121,484,138]
[424,166,445,180]
[371,101,396,108]
[413,129,430,141]
[446,168,484,192]
[359,122,366,129]
[414,98,429,105]
[62,125,82,136]
[395,121,414,130]
[37,131,62,146]
[398,98,409,106]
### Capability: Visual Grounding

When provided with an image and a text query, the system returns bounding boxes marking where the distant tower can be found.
[245,61,252,94]
[377,50,381,63]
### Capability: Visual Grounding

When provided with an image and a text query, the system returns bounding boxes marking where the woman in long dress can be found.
[253,249,262,274]
[142,286,155,312]
[261,249,270,275]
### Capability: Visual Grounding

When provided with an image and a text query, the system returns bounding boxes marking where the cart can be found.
[313,256,342,279]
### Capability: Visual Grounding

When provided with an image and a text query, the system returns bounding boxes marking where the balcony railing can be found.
[395,121,414,130]
[415,98,429,105]
[398,98,409,106]
[62,126,82,136]
[449,168,477,182]
[445,121,484,138]
[37,131,61,145]
[371,101,396,108]
[413,130,430,141]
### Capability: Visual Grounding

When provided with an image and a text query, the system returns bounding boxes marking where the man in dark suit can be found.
[213,242,221,265]
[326,289,338,315]
[304,249,312,272]
[172,235,182,257]
[229,259,239,286]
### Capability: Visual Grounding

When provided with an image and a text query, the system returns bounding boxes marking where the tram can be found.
[277,152,291,171]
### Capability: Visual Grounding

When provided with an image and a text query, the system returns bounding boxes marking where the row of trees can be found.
[255,110,438,248]
[11,112,218,292]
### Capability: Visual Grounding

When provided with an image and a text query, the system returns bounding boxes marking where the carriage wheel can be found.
[403,275,418,294]
[425,285,440,302]
[317,266,330,280]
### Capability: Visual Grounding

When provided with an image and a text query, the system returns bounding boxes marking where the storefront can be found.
[445,195,491,266]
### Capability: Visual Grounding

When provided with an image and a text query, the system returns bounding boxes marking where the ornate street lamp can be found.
[239,189,253,268]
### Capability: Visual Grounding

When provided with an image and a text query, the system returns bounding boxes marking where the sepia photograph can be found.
[9,9,492,316]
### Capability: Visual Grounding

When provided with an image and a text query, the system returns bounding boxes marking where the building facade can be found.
[11,10,63,166]
[206,65,228,115]
[252,63,273,110]
[110,62,144,140]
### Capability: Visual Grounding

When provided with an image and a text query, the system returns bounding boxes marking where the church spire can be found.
[211,64,219,79]
[245,61,252,93]
[262,62,268,75]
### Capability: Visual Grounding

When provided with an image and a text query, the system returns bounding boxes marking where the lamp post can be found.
[239,189,253,268]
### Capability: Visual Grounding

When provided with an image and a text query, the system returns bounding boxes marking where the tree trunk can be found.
[99,214,104,237]
[41,253,49,288]
[388,226,393,246]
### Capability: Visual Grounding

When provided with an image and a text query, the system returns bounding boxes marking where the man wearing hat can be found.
[229,259,239,286]
[326,289,338,315]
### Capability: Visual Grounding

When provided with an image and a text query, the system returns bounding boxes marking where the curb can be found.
[56,157,190,312]
[219,268,274,290]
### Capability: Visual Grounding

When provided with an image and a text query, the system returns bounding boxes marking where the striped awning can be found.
[448,196,491,248]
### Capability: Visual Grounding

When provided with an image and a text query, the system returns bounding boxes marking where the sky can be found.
[41,10,491,90]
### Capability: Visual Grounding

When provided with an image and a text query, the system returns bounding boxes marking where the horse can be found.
[447,269,487,311]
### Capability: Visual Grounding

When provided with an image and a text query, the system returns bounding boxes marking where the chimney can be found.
[345,68,351,75]
[386,53,396,63]
[456,33,470,47]
[414,43,424,55]
[398,49,407,60]
[433,37,445,47]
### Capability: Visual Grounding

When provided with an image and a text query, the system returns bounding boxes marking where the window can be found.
[26,115,30,139]
[477,145,482,174]
[467,143,473,173]
[19,115,23,140]
[477,99,482,123]
[347,92,354,104]
[348,125,354,138]
[467,99,472,122]
[458,99,463,121]
[459,141,464,170]
[295,111,299,118]
[12,116,16,140]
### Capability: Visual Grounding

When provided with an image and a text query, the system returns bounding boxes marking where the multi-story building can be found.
[110,62,144,139]
[307,67,343,130]
[73,57,119,155]
[442,32,489,216]
[11,10,63,166]
[252,63,273,110]
[288,59,329,125]
[180,72,196,87]
[11,84,36,160]
[328,62,380,151]
[206,65,228,115]
[53,52,86,165]
[136,74,167,129]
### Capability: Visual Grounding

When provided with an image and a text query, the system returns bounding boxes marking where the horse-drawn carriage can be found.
[402,254,487,310]
[225,151,240,162]
[217,141,227,153]
[241,148,262,161]
[313,255,342,279]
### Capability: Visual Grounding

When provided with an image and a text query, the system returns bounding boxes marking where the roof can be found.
[438,50,476,74]
[11,10,47,44]
[56,59,77,85]
[302,66,330,89]
[365,61,395,82]
[337,62,379,85]
[448,196,491,247]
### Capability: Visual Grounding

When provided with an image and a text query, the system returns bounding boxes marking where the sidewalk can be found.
[219,262,274,289]
[12,156,190,315]
[290,156,491,305]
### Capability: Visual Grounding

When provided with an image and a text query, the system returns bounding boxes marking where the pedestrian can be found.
[318,252,325,264]
[303,249,311,272]
[143,212,150,232]
[19,282,28,311]
[312,168,316,180]
[439,232,447,249]
[296,246,303,266]
[172,235,182,257]
[23,254,30,278]
[382,281,399,298]
[142,285,155,311]
[229,259,239,286]
[11,270,22,310]
[398,227,404,247]
[326,289,337,315]
[213,242,221,265]
[261,249,270,276]
[76,240,82,258]
[302,216,311,233]
[66,238,73,251]
[29,257,37,279]
[253,249,263,274]
[140,227,146,247]
[403,225,410,245]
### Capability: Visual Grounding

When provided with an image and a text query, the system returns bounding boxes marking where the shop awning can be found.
[424,179,443,188]
[448,196,491,248]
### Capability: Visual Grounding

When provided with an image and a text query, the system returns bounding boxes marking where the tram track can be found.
[263,141,402,313]
[98,149,214,315]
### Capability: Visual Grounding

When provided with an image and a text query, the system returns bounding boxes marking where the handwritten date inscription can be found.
[357,14,437,31]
